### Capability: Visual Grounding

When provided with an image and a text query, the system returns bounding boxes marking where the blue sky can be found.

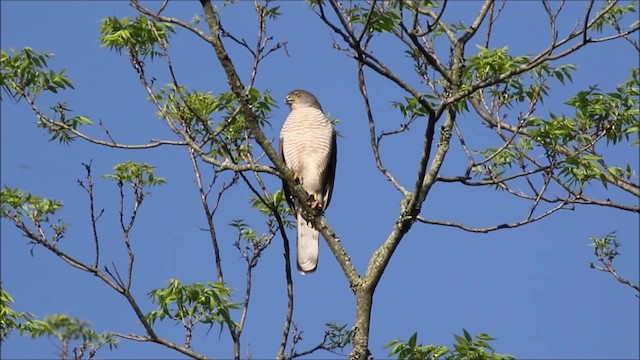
[1,1,638,359]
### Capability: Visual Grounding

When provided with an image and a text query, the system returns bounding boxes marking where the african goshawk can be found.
[279,89,337,274]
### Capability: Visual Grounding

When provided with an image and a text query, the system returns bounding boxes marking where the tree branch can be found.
[77,162,104,269]
[188,149,227,284]
[418,199,571,233]
[357,61,408,196]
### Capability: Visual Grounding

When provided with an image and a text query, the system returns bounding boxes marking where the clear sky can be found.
[1,1,638,359]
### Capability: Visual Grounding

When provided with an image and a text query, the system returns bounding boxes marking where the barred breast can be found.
[280,107,335,196]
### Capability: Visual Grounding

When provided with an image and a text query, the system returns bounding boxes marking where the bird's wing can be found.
[321,129,337,209]
[279,134,295,211]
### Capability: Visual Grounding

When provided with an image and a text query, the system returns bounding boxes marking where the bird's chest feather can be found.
[281,110,333,170]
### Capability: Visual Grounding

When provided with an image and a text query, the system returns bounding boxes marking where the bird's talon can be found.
[311,195,323,209]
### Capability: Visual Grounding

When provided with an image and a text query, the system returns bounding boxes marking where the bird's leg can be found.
[293,172,302,183]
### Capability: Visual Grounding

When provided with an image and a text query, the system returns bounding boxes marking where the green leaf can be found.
[408,332,417,348]
[463,328,473,342]
[72,115,92,125]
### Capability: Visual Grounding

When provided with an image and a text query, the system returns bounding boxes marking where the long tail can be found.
[296,211,319,274]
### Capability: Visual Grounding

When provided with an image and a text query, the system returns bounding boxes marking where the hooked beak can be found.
[285,95,293,105]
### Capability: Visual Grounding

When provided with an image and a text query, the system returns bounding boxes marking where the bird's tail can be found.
[296,211,319,274]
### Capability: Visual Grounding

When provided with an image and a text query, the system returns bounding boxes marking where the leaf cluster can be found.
[469,62,637,190]
[1,187,63,223]
[385,330,515,360]
[592,2,639,33]
[154,85,276,162]
[1,187,68,246]
[229,219,272,248]
[1,48,92,144]
[465,46,530,83]
[345,4,402,34]
[146,279,239,335]
[473,143,524,185]
[1,291,118,357]
[1,286,35,343]
[100,15,174,59]
[392,95,435,121]
[41,103,93,144]
[590,231,620,261]
[324,322,353,350]
[102,161,166,188]
[462,48,575,114]
[249,190,294,228]
[25,314,116,346]
[564,69,639,146]
[1,48,74,101]
[256,2,282,20]
[526,69,639,187]
[498,64,576,110]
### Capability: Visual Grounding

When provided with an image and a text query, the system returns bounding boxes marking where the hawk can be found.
[279,89,337,274]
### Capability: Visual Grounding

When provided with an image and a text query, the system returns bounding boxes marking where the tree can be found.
[1,1,638,359]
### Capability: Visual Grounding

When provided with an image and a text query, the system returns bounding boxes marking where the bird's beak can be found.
[285,95,293,105]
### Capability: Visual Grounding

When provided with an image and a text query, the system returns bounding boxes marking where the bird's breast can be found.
[281,108,334,191]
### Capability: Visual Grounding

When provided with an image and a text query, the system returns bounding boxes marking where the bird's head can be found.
[285,89,322,110]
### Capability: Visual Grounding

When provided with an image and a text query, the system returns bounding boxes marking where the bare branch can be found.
[315,1,437,120]
[155,0,168,16]
[583,0,596,44]
[401,0,456,42]
[590,234,640,296]
[483,0,506,48]
[77,162,103,268]
[585,26,640,44]
[188,149,227,284]
[417,200,571,233]
[398,20,452,83]
[426,0,447,34]
[458,0,494,45]
[287,323,350,359]
[276,215,295,360]
[590,260,640,294]
[357,62,409,196]
[357,0,377,44]
[219,21,255,57]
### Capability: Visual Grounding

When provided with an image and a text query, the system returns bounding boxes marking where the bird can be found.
[279,89,337,274]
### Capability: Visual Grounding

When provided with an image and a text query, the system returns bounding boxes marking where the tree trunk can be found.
[350,287,373,360]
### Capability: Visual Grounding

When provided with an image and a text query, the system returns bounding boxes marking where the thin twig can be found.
[77,161,103,268]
